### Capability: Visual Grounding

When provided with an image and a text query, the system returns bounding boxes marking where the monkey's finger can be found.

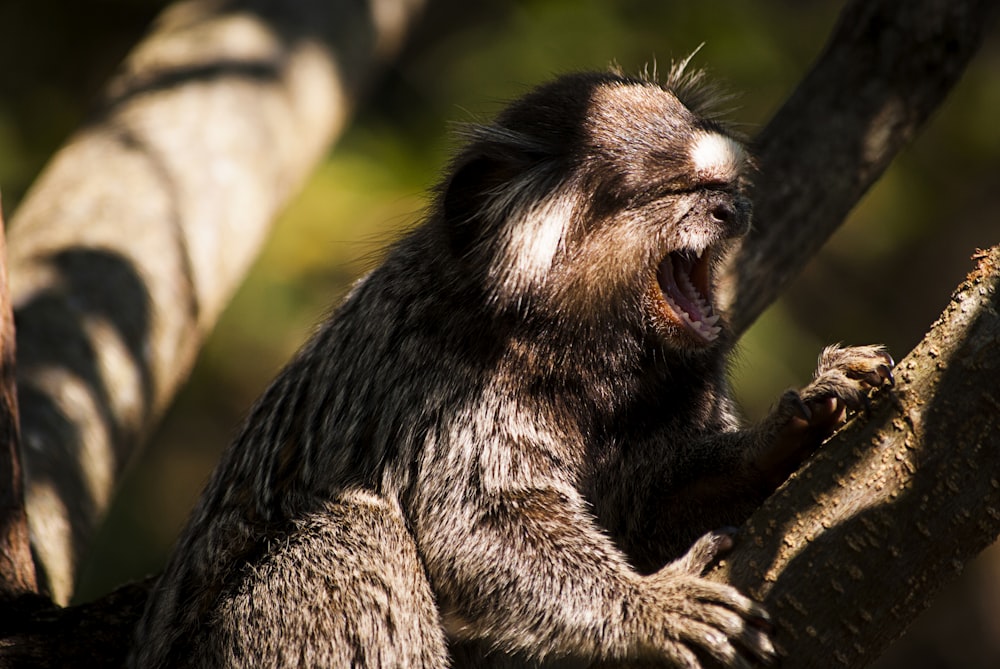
[875,349,895,372]
[670,528,739,575]
[674,578,773,625]
[799,370,873,414]
[778,389,812,422]
[681,600,777,665]
[805,397,845,428]
[684,597,763,638]
[847,364,895,391]
[732,618,777,666]
[659,639,702,669]
[671,616,758,669]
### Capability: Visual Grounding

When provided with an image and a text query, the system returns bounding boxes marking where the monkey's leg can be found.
[198,490,448,669]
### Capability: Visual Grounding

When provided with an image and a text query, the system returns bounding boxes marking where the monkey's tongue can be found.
[657,253,721,342]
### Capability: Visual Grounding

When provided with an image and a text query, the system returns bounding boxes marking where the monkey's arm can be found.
[414,447,774,667]
[594,345,893,570]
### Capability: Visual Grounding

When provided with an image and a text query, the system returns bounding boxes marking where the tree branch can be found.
[0,579,152,667]
[711,245,1000,667]
[4,0,427,604]
[703,0,1000,664]
[0,194,38,601]
[722,0,997,333]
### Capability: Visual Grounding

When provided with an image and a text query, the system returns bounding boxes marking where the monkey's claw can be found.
[783,390,813,422]
[659,531,778,666]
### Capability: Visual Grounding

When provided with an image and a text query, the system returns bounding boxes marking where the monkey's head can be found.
[438,69,752,354]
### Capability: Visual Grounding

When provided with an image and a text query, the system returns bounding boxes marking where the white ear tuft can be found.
[491,192,574,301]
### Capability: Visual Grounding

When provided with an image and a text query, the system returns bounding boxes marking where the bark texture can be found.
[4,0,426,605]
[0,198,38,601]
[0,579,151,668]
[711,246,1000,667]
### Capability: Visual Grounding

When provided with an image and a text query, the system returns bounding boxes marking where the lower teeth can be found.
[662,291,721,341]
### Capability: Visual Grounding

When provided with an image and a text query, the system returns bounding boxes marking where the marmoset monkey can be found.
[130,67,893,668]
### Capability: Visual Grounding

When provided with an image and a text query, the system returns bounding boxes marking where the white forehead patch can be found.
[690,132,746,182]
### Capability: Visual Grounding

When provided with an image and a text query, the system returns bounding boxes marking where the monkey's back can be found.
[131,228,482,667]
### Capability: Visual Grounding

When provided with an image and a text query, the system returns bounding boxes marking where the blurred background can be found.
[1,0,998,665]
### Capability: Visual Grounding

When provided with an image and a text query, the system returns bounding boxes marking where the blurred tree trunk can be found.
[0,0,998,666]
[4,0,426,606]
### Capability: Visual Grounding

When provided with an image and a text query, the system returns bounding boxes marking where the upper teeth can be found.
[676,269,715,316]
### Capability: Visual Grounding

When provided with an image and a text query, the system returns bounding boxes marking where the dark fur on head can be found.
[439,69,751,359]
[130,67,890,669]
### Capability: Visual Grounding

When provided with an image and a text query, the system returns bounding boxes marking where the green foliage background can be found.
[1,0,999,664]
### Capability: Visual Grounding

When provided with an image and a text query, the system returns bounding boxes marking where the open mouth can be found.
[655,248,721,343]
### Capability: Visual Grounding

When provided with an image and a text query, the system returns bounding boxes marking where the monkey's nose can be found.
[710,203,735,225]
[708,195,751,238]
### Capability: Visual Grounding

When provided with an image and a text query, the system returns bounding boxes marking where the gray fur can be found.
[129,70,891,668]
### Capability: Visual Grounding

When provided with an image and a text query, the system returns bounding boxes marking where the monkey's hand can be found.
[753,344,894,487]
[638,528,776,668]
